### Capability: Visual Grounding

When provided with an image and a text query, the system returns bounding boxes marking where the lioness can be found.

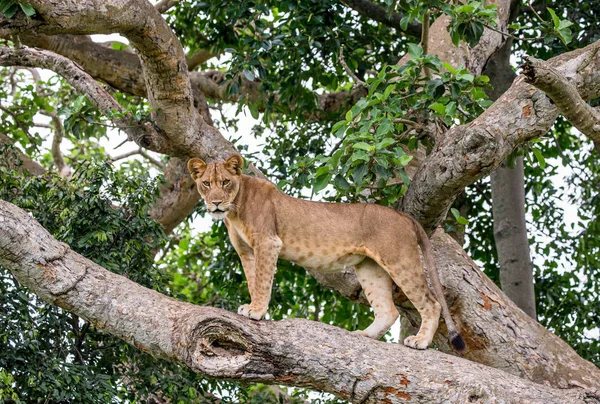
[188,155,465,352]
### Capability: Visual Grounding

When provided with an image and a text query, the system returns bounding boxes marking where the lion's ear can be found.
[187,158,207,180]
[225,155,244,175]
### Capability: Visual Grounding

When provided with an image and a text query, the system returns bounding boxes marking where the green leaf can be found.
[345,109,353,121]
[450,207,460,220]
[442,62,459,75]
[382,84,396,99]
[0,0,14,14]
[333,174,351,190]
[71,121,81,139]
[398,155,413,166]
[407,43,423,59]
[532,147,546,169]
[375,119,392,137]
[315,165,330,177]
[457,216,469,225]
[352,162,368,185]
[243,69,255,81]
[331,120,346,135]
[368,78,384,96]
[330,149,343,168]
[429,102,446,115]
[376,137,395,149]
[248,103,259,120]
[352,142,372,151]
[313,173,331,193]
[457,73,474,82]
[3,3,18,17]
[425,78,445,99]
[556,28,572,45]
[400,14,411,31]
[455,4,475,13]
[445,101,457,116]
[19,2,35,16]
[547,8,560,28]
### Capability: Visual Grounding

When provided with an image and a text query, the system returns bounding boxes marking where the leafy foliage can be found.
[287,50,491,206]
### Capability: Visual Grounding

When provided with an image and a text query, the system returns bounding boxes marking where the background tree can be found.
[0,0,599,402]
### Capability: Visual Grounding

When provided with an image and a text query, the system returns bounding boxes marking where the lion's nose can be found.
[212,200,222,206]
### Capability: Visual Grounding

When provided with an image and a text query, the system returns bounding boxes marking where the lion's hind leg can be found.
[372,249,441,350]
[353,258,399,339]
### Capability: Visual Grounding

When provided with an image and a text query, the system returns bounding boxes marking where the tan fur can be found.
[188,155,464,351]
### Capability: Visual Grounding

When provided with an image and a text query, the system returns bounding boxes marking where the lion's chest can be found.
[279,237,365,273]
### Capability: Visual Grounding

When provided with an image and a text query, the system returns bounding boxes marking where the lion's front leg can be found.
[238,235,282,320]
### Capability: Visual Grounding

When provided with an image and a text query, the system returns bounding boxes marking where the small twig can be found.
[421,10,431,78]
[139,149,166,169]
[111,149,141,161]
[113,138,129,149]
[327,131,350,157]
[392,118,420,127]
[33,122,52,128]
[50,114,68,174]
[9,67,17,97]
[111,147,166,169]
[528,1,545,23]
[339,45,366,86]
[482,23,544,42]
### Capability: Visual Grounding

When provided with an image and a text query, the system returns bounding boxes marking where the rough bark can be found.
[522,56,600,144]
[1,200,598,404]
[485,38,537,318]
[401,39,600,231]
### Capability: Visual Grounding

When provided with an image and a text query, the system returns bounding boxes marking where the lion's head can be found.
[187,155,244,220]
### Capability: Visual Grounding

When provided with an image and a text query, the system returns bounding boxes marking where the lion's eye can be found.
[222,179,230,186]
[202,181,210,187]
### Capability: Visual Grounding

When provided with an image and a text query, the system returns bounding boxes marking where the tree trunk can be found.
[484,38,537,318]
[1,200,598,404]
[490,157,537,318]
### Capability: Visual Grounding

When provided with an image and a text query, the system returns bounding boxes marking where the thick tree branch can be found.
[13,33,149,97]
[401,39,600,231]
[0,200,597,403]
[522,55,600,144]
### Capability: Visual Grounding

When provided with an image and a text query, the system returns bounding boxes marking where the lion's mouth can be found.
[208,207,229,220]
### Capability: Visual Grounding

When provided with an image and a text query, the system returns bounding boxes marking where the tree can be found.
[0,0,599,402]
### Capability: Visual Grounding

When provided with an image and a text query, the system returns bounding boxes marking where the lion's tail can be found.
[412,217,466,353]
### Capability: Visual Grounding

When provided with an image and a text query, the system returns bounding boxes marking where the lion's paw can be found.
[352,329,379,339]
[403,335,431,350]
[237,304,266,320]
